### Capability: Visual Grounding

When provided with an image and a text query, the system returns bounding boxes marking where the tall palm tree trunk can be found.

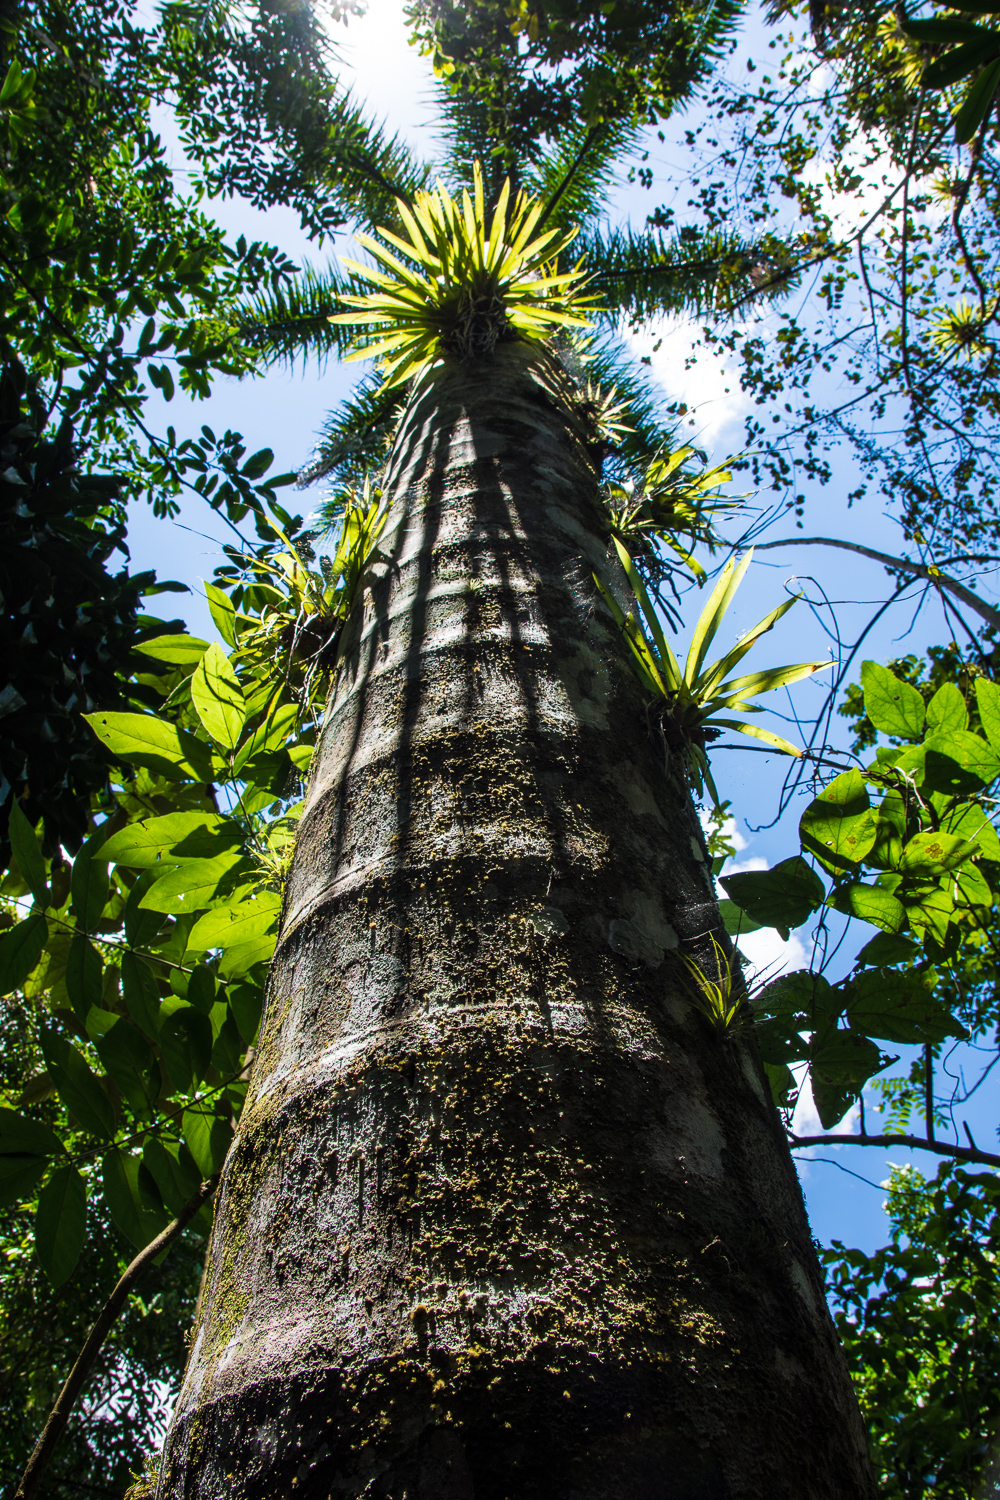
[158,342,875,1499]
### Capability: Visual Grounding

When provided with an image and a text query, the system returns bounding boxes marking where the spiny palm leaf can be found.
[230,262,359,370]
[301,374,405,495]
[584,225,801,320]
[330,161,597,386]
[524,118,647,235]
[594,540,829,799]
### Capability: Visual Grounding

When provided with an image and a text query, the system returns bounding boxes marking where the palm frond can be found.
[524,118,647,235]
[302,375,405,497]
[583,225,801,321]
[229,262,360,370]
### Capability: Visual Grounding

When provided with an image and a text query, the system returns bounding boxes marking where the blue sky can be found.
[126,0,1000,1257]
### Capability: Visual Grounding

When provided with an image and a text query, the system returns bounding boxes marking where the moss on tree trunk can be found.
[157,344,876,1499]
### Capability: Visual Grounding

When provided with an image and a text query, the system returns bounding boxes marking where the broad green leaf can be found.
[717,898,764,936]
[186,965,217,1014]
[229,980,264,1044]
[8,799,48,907]
[831,882,906,933]
[211,1014,244,1075]
[0,913,47,997]
[183,1107,232,1176]
[855,932,918,966]
[956,859,993,908]
[866,791,908,871]
[133,634,211,666]
[975,677,1000,752]
[808,1029,887,1128]
[926,681,968,734]
[203,581,237,647]
[719,858,825,939]
[138,852,249,914]
[799,770,877,871]
[763,1061,796,1107]
[233,703,299,772]
[944,802,1000,862]
[121,951,161,1038]
[124,870,168,947]
[87,1011,154,1114]
[845,968,967,1046]
[102,812,242,869]
[0,1156,46,1211]
[103,1150,168,1249]
[143,1136,202,1217]
[191,643,246,750]
[861,661,925,739]
[899,830,976,877]
[187,892,282,953]
[85,712,213,783]
[954,54,1000,141]
[70,836,110,931]
[35,1165,87,1286]
[220,934,278,979]
[39,1029,115,1140]
[905,885,956,946]
[925,729,1000,787]
[0,1107,64,1157]
[65,934,103,1021]
[159,1004,213,1093]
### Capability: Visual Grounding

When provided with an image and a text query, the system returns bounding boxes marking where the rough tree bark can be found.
[157,343,876,1499]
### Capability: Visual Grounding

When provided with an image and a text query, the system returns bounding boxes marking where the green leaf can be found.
[899,830,976,877]
[845,968,967,1045]
[860,661,925,739]
[233,704,299,772]
[830,882,906,933]
[133,634,211,666]
[0,1156,46,1211]
[229,980,264,1044]
[717,898,764,936]
[211,1014,244,1075]
[102,812,242,869]
[0,1107,64,1157]
[0,913,47,997]
[143,1136,202,1217]
[183,1107,232,1176]
[203,581,237,647]
[35,1165,87,1286]
[87,1011,155,1114]
[241,447,274,479]
[855,932,918,966]
[187,892,282,953]
[763,1061,796,1107]
[926,728,1000,786]
[954,54,1000,141]
[974,677,1000,752]
[138,852,249,914]
[70,835,110,931]
[159,1004,213,1093]
[39,1029,115,1140]
[799,770,878,871]
[944,801,1000,862]
[124,871,168,948]
[905,885,956,946]
[926,681,969,734]
[186,964,217,1014]
[65,934,103,1021]
[8,799,48,907]
[103,1150,168,1249]
[191,643,246,750]
[84,712,213,783]
[121,952,162,1039]
[719,857,826,938]
[808,1029,887,1128]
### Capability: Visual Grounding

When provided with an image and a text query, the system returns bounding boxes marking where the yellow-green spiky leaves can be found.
[330,162,596,387]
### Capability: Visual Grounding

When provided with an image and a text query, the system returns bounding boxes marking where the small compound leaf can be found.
[190,643,246,750]
[860,661,925,739]
[84,712,213,783]
[39,1029,116,1140]
[35,1165,87,1286]
[0,913,48,997]
[8,799,48,907]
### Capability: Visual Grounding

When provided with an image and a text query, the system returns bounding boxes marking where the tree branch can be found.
[788,1131,1000,1170]
[13,1172,221,1500]
[753,535,1000,632]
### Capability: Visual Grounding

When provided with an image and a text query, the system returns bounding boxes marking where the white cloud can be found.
[624,318,751,449]
[326,0,438,153]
